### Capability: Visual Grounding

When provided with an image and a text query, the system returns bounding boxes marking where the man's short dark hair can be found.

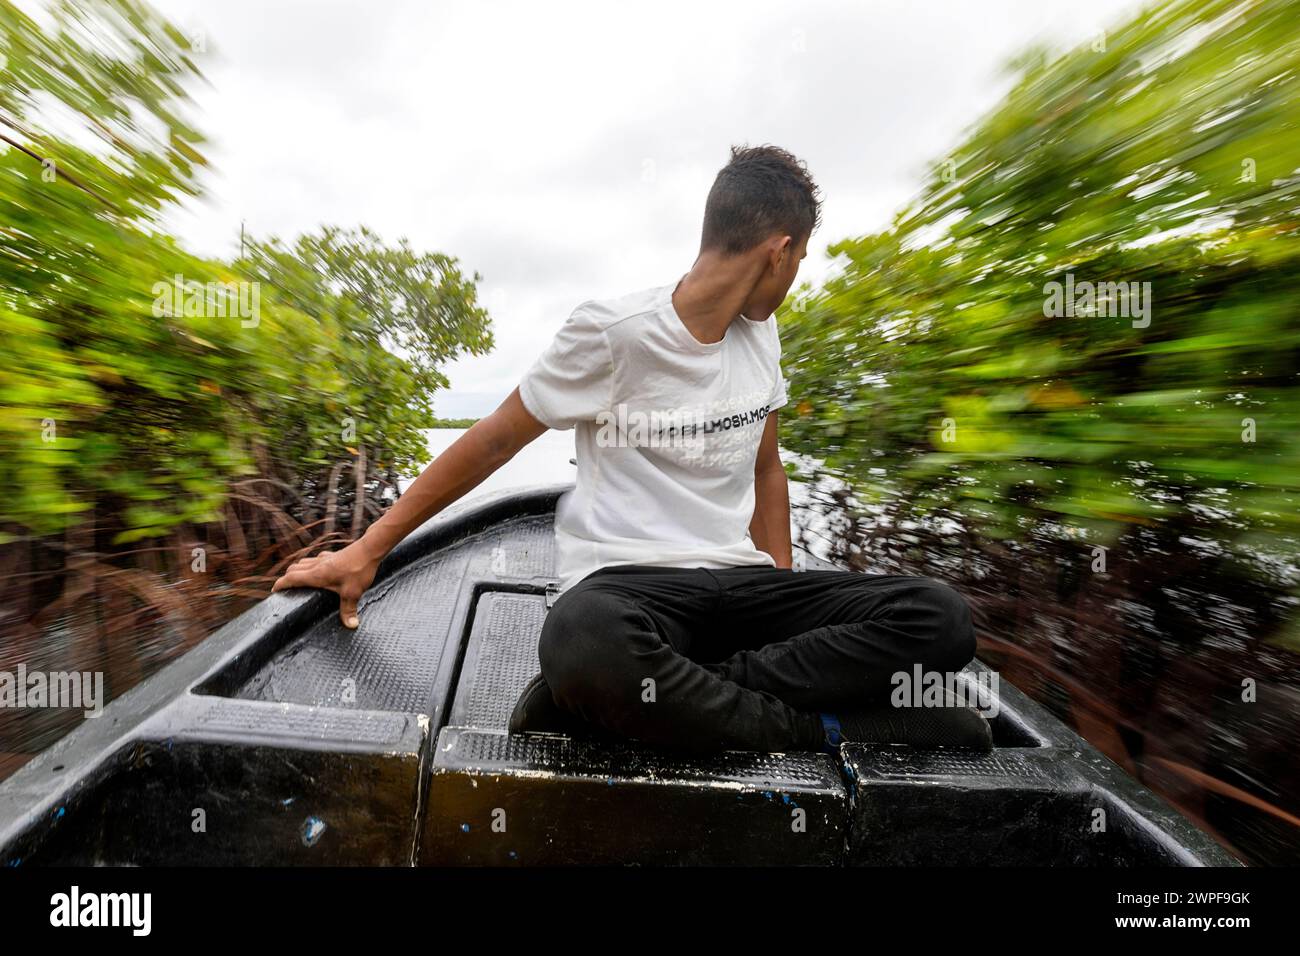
[700,144,822,255]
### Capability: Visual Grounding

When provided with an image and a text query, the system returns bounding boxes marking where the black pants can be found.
[537,564,977,754]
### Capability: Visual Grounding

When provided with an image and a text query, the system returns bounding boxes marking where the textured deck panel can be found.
[473,517,558,580]
[192,699,415,748]
[234,515,554,712]
[439,725,844,786]
[852,746,1062,785]
[449,593,546,729]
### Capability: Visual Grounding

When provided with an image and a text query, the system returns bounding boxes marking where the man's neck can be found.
[671,250,764,345]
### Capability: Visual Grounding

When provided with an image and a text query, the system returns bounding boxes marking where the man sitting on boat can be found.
[273,144,990,755]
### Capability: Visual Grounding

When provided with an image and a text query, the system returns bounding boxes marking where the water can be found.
[406,428,838,560]
[402,428,579,498]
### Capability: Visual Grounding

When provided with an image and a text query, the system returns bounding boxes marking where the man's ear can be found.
[770,235,793,273]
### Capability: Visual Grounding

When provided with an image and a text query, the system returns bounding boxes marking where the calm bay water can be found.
[405,427,837,560]
[403,428,579,499]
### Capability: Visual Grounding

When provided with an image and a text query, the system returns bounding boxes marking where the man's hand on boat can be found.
[272,543,381,629]
[271,389,548,629]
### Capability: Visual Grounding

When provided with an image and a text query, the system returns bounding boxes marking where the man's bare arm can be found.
[273,387,547,626]
[749,411,793,568]
[358,388,546,560]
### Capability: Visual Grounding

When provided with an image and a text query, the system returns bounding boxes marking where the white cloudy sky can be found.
[153,0,1143,417]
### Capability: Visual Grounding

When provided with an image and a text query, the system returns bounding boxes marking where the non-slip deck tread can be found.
[235,552,460,712]
[439,727,842,789]
[475,518,557,579]
[851,747,1057,779]
[454,594,546,729]
[192,699,414,746]
[233,515,554,713]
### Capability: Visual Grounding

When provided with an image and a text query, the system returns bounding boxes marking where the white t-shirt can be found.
[518,280,789,591]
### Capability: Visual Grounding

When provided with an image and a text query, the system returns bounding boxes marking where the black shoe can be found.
[828,694,993,752]
[508,672,618,742]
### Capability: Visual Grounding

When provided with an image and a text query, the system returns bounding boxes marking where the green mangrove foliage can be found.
[779,0,1300,599]
[0,1,491,545]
